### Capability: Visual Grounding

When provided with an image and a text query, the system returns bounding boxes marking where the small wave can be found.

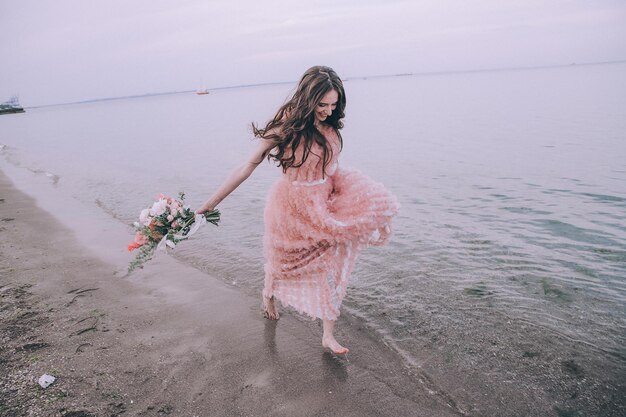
[532,219,619,246]
[94,199,128,223]
[0,143,15,156]
[579,192,626,204]
[590,247,626,263]
[489,193,514,200]
[27,168,60,185]
[543,188,572,194]
[501,206,552,215]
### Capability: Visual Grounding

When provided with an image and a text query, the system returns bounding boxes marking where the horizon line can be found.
[26,59,626,109]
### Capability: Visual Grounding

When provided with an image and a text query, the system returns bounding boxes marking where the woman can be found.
[197,66,399,354]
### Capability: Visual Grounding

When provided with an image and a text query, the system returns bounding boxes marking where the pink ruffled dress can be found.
[263,125,399,320]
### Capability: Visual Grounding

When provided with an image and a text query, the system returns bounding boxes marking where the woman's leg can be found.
[322,319,349,354]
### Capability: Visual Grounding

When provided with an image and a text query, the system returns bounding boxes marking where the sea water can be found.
[1,62,625,401]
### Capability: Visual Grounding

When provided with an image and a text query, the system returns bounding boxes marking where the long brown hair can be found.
[252,66,345,176]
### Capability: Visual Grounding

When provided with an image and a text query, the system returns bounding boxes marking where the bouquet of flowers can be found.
[127,192,219,273]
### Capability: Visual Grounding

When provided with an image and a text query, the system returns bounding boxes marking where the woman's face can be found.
[314,89,338,124]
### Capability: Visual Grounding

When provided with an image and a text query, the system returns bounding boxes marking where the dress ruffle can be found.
[263,128,399,320]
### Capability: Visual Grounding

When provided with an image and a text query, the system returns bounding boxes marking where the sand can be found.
[0,171,462,416]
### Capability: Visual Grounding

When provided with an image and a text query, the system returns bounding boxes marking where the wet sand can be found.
[0,171,461,416]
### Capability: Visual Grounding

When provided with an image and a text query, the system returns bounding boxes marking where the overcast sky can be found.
[1,0,625,106]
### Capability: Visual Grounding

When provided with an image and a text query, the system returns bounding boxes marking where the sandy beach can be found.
[0,170,466,416]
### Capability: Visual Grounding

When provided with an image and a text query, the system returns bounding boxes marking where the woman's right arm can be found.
[195,139,276,214]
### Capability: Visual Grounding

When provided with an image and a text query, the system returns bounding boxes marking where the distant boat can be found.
[0,95,25,115]
[196,80,209,95]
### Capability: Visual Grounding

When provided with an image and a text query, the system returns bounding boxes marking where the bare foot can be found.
[262,295,279,320]
[322,336,349,355]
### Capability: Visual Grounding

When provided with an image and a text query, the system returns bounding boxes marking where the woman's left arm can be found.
[195,139,276,214]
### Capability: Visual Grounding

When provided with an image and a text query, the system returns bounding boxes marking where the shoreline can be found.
[1,166,624,416]
[0,170,459,416]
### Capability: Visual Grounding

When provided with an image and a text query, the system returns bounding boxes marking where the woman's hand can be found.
[195,202,214,215]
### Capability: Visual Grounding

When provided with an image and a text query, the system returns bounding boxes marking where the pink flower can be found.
[127,232,149,252]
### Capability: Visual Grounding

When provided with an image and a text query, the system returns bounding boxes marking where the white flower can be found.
[139,209,152,226]
[167,214,174,222]
[150,199,167,216]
